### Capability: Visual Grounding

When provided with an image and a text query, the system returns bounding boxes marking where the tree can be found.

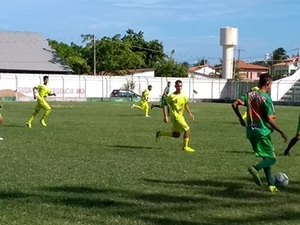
[96,36,145,74]
[193,58,208,66]
[154,59,188,77]
[121,29,165,68]
[49,29,191,77]
[48,39,91,74]
[272,47,289,64]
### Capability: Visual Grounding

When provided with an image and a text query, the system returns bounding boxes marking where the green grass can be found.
[0,102,299,225]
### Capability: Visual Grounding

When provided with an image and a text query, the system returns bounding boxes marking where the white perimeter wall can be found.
[0,72,299,102]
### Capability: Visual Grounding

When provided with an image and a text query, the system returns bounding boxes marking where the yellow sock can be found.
[183,137,189,147]
[160,131,172,137]
[41,110,51,120]
[242,112,247,121]
[28,115,35,123]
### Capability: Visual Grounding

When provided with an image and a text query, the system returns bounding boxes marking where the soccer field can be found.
[0,102,299,225]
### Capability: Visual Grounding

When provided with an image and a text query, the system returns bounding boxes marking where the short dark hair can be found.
[175,80,182,86]
[43,76,49,81]
[259,73,272,87]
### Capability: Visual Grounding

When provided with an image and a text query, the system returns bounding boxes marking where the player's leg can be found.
[176,117,194,152]
[247,136,263,186]
[284,117,300,155]
[248,135,277,190]
[40,100,52,127]
[152,97,164,109]
[155,119,180,142]
[144,102,150,117]
[151,104,162,109]
[263,166,275,187]
[242,111,247,121]
[284,135,300,156]
[27,103,41,128]
[131,102,143,110]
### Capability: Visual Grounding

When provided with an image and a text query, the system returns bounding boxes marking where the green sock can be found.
[263,167,274,185]
[254,158,276,171]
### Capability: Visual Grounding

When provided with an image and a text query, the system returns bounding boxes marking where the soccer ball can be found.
[274,172,289,187]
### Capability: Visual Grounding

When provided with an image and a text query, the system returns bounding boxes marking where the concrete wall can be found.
[0,72,299,102]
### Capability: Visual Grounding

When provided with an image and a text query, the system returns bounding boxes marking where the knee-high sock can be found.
[183,137,189,148]
[145,104,149,116]
[285,137,298,152]
[254,158,276,171]
[41,109,51,120]
[263,167,274,185]
[28,110,39,122]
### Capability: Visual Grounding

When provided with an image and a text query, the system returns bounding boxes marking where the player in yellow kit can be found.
[26,76,56,128]
[156,80,195,153]
[131,85,152,117]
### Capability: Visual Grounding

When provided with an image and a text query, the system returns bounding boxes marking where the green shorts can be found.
[248,134,275,158]
[160,96,167,107]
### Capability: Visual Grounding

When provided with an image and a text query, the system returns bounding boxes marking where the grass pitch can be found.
[0,102,299,225]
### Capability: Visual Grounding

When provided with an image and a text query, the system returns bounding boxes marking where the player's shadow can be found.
[39,186,133,209]
[143,178,270,199]
[119,114,145,117]
[237,177,300,194]
[0,190,33,199]
[42,186,110,194]
[2,124,25,128]
[108,144,161,150]
[226,150,253,154]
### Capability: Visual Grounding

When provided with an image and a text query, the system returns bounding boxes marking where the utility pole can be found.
[93,35,96,75]
[234,49,244,78]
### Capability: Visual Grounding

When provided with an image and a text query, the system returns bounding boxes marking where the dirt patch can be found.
[0,89,26,98]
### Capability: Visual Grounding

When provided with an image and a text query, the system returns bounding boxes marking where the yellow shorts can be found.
[36,98,51,111]
[171,115,189,133]
[138,101,148,110]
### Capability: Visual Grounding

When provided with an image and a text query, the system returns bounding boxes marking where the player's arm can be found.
[33,87,38,99]
[163,105,169,123]
[267,116,287,142]
[185,103,194,121]
[231,99,246,127]
[48,93,56,96]
[163,87,168,96]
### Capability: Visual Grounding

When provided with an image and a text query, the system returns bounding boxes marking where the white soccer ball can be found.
[274,172,289,187]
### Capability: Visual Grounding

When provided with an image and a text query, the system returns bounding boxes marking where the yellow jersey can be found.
[141,89,150,103]
[167,93,188,118]
[36,84,51,99]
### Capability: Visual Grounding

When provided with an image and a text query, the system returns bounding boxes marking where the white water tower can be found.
[220,27,238,79]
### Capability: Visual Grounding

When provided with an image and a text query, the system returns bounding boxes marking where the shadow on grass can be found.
[3,124,26,128]
[143,210,300,225]
[143,178,271,199]
[109,144,161,150]
[42,186,109,194]
[19,184,300,225]
[0,190,33,199]
[119,114,145,117]
[226,150,253,154]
